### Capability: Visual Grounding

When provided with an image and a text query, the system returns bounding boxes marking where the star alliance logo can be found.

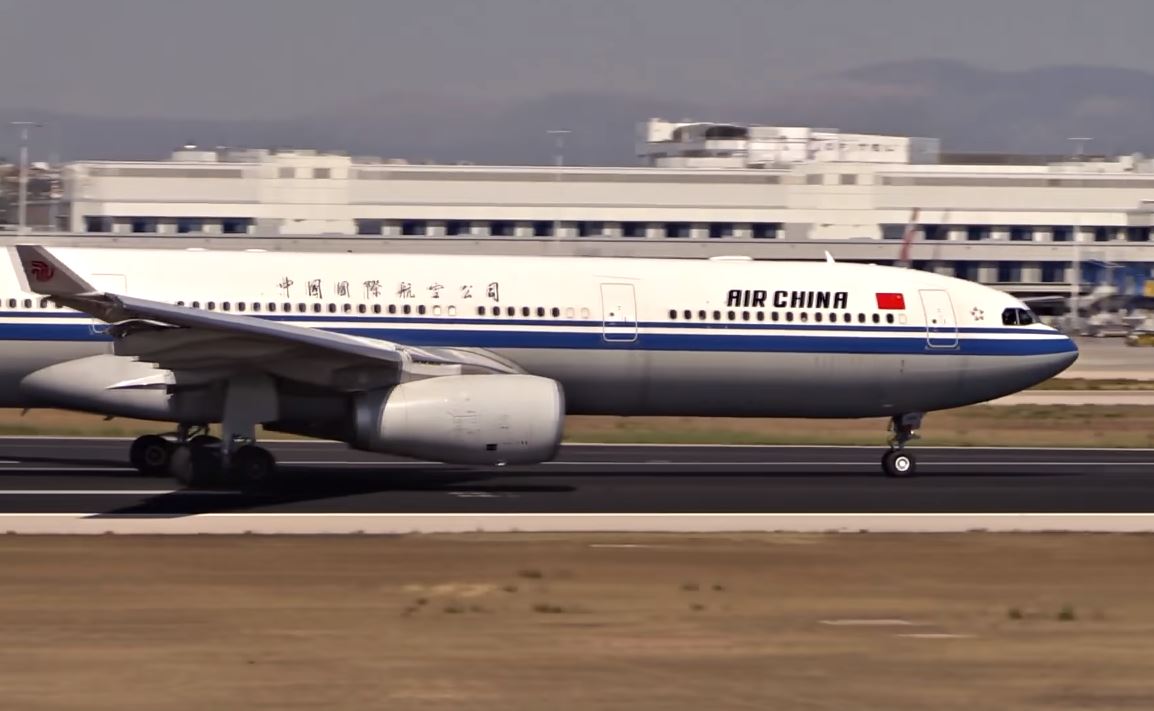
[971,307,985,321]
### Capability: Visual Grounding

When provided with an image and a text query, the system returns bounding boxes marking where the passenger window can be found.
[522,307,530,317]
[552,308,561,318]
[814,313,823,323]
[507,306,515,317]
[712,310,721,321]
[581,308,591,319]
[403,305,412,315]
[742,311,750,321]
[6,299,14,309]
[669,309,677,320]
[858,313,865,323]
[448,306,457,316]
[886,314,895,324]
[23,299,31,309]
[478,306,487,316]
[800,312,809,323]
[207,302,216,311]
[727,311,736,321]
[238,303,247,312]
[565,308,575,318]
[756,312,764,322]
[39,298,48,308]
[433,305,442,316]
[343,303,353,314]
[698,310,707,320]
[388,305,397,315]
[829,313,837,323]
[872,313,880,323]
[325,304,334,314]
[312,303,321,313]
[373,304,382,314]
[357,304,367,314]
[683,309,692,320]
[418,305,427,315]
[192,301,201,309]
[785,312,794,323]
[176,301,185,307]
[537,307,545,317]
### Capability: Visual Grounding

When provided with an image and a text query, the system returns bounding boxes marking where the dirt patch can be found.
[0,534,1152,710]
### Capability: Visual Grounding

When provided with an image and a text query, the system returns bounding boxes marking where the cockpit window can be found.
[1002,307,1036,326]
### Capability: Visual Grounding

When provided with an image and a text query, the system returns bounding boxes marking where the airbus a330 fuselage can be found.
[1,246,1077,482]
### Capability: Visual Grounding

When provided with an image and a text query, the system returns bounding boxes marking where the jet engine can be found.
[350,374,565,465]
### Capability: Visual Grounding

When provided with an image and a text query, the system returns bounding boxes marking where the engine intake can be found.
[351,374,565,465]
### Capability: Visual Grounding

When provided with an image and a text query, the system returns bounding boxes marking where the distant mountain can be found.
[3,60,1154,164]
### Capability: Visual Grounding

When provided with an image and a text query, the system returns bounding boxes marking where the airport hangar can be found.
[34,118,1154,309]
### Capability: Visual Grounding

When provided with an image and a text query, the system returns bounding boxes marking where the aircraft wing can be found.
[10,245,522,389]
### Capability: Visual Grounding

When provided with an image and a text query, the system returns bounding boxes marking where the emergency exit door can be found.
[919,289,958,349]
[600,283,637,343]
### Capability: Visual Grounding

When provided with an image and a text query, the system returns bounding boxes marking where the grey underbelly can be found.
[499,348,1050,418]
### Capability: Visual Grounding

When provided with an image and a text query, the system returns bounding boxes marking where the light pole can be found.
[1066,138,1092,333]
[10,121,41,235]
[546,130,571,240]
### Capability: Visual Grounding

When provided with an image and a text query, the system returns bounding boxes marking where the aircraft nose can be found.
[1039,334,1079,380]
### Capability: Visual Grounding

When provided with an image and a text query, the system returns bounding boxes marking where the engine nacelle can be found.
[351,374,565,465]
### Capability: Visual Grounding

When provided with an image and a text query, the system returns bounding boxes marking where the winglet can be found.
[824,250,835,263]
[10,245,96,296]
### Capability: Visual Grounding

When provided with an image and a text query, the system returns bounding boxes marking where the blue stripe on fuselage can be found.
[0,314,1076,356]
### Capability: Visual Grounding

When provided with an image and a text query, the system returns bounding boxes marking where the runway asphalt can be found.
[0,438,1153,515]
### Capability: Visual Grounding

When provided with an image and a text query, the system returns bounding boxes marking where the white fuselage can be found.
[0,248,1076,419]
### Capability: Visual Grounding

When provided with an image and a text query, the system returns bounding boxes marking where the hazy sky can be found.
[2,0,1153,119]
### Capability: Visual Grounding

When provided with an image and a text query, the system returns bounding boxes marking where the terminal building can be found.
[54,120,1154,303]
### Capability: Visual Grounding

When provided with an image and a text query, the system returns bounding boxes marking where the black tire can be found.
[882,450,917,478]
[170,445,223,489]
[230,445,277,489]
[129,435,173,476]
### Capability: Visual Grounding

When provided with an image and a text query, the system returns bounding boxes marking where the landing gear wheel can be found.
[882,450,916,478]
[230,445,277,489]
[170,445,223,489]
[130,435,173,476]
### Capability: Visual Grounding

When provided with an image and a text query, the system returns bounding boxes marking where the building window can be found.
[708,223,734,239]
[313,168,331,179]
[954,262,977,281]
[176,217,204,234]
[997,263,1021,283]
[1127,227,1150,242]
[665,222,691,239]
[130,217,158,233]
[1094,227,1114,242]
[1041,262,1067,283]
[1010,226,1033,242]
[839,174,858,185]
[967,226,990,241]
[621,222,647,238]
[577,221,604,237]
[356,219,384,236]
[401,220,427,237]
[924,225,946,241]
[221,218,252,235]
[532,221,554,237]
[490,221,515,237]
[751,223,780,240]
[84,216,113,233]
[1051,226,1072,242]
[806,174,823,185]
[445,220,470,236]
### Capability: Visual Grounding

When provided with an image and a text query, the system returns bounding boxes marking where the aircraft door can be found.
[919,289,958,349]
[600,283,638,343]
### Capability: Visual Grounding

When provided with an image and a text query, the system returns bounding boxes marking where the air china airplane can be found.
[1,245,1076,487]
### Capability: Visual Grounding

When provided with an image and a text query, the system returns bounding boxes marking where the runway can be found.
[1,438,1154,517]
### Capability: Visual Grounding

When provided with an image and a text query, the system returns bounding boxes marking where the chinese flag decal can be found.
[875,292,906,310]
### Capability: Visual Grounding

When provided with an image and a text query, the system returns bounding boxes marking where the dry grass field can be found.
[0,534,1151,710]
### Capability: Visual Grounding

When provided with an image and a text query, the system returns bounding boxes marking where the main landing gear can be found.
[129,426,277,489]
[129,424,276,489]
[129,373,281,489]
[882,413,923,477]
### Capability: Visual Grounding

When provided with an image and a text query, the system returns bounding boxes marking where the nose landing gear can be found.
[883,413,923,477]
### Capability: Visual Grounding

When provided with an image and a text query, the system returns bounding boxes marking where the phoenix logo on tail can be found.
[29,260,55,282]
